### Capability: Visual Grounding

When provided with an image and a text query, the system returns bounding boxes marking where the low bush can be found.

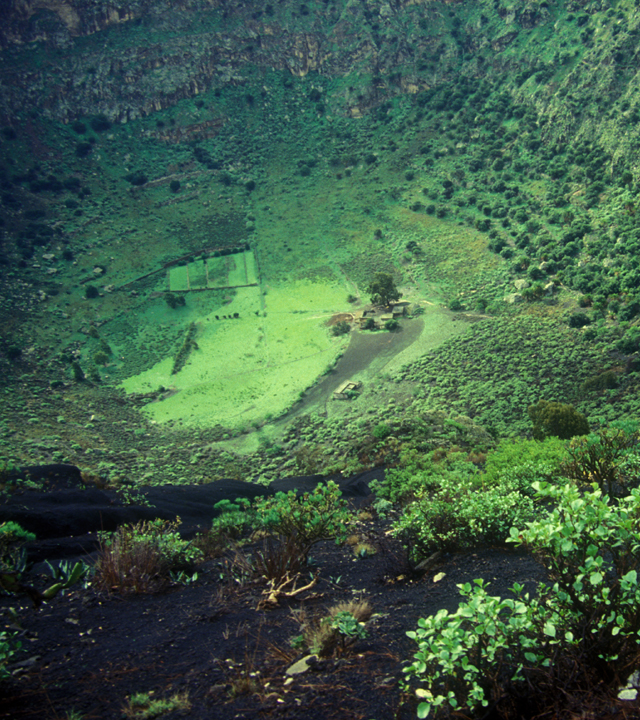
[94,518,202,594]
[561,423,640,496]
[331,320,351,336]
[392,477,535,564]
[371,455,477,505]
[0,631,20,680]
[528,399,589,440]
[481,436,569,493]
[210,498,255,539]
[253,481,351,559]
[403,481,640,719]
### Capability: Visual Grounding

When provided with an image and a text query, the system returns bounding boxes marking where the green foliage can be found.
[42,559,91,599]
[384,318,399,331]
[172,322,198,375]
[372,454,477,505]
[124,171,148,186]
[403,579,548,718]
[392,477,535,564]
[93,351,109,366]
[367,272,402,307]
[0,522,33,596]
[404,481,640,718]
[297,600,372,657]
[512,481,640,681]
[164,292,186,309]
[123,691,191,719]
[331,320,351,337]
[211,498,254,539]
[252,481,351,558]
[90,114,111,132]
[0,631,20,681]
[399,316,606,437]
[372,422,392,440]
[528,399,589,441]
[330,610,368,645]
[482,436,569,490]
[568,312,591,328]
[561,424,640,496]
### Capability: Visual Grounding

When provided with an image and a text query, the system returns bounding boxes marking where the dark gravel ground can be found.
[0,524,547,720]
[1,469,639,720]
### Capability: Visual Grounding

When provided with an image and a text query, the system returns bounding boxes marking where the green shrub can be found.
[481,436,569,491]
[404,481,640,719]
[124,171,148,186]
[90,114,111,132]
[0,521,34,588]
[253,481,351,559]
[528,399,589,440]
[371,455,476,505]
[392,478,535,564]
[561,424,640,496]
[211,498,255,539]
[0,631,20,680]
[164,292,186,309]
[93,351,109,366]
[332,320,351,336]
[372,423,392,440]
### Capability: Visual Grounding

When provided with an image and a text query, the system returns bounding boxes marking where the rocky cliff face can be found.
[0,0,561,124]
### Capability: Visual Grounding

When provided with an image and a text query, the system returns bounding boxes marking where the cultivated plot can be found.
[168,251,257,292]
[121,281,351,427]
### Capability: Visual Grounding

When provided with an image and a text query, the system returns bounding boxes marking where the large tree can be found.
[367,273,401,307]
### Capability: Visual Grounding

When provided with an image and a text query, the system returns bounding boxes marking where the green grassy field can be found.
[121,281,356,427]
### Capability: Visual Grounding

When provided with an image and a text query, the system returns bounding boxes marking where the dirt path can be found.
[285,317,424,419]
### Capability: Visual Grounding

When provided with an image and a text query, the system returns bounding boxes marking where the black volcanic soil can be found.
[0,470,637,720]
[0,525,546,718]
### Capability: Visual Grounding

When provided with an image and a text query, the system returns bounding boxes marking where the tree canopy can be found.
[367,273,401,307]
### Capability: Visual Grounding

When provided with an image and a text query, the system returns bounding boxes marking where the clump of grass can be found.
[346,534,377,557]
[123,691,190,719]
[295,599,373,657]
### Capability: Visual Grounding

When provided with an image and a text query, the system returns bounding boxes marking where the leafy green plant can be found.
[252,481,351,559]
[481,436,569,489]
[392,476,535,564]
[367,272,401,306]
[561,423,640,496]
[0,521,33,595]
[403,579,550,718]
[511,481,640,674]
[297,600,372,657]
[42,559,91,599]
[404,480,640,718]
[0,631,20,680]
[331,320,351,336]
[0,521,34,572]
[211,498,254,539]
[528,399,589,440]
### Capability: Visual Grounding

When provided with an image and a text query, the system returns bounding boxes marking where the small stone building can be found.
[333,380,362,400]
